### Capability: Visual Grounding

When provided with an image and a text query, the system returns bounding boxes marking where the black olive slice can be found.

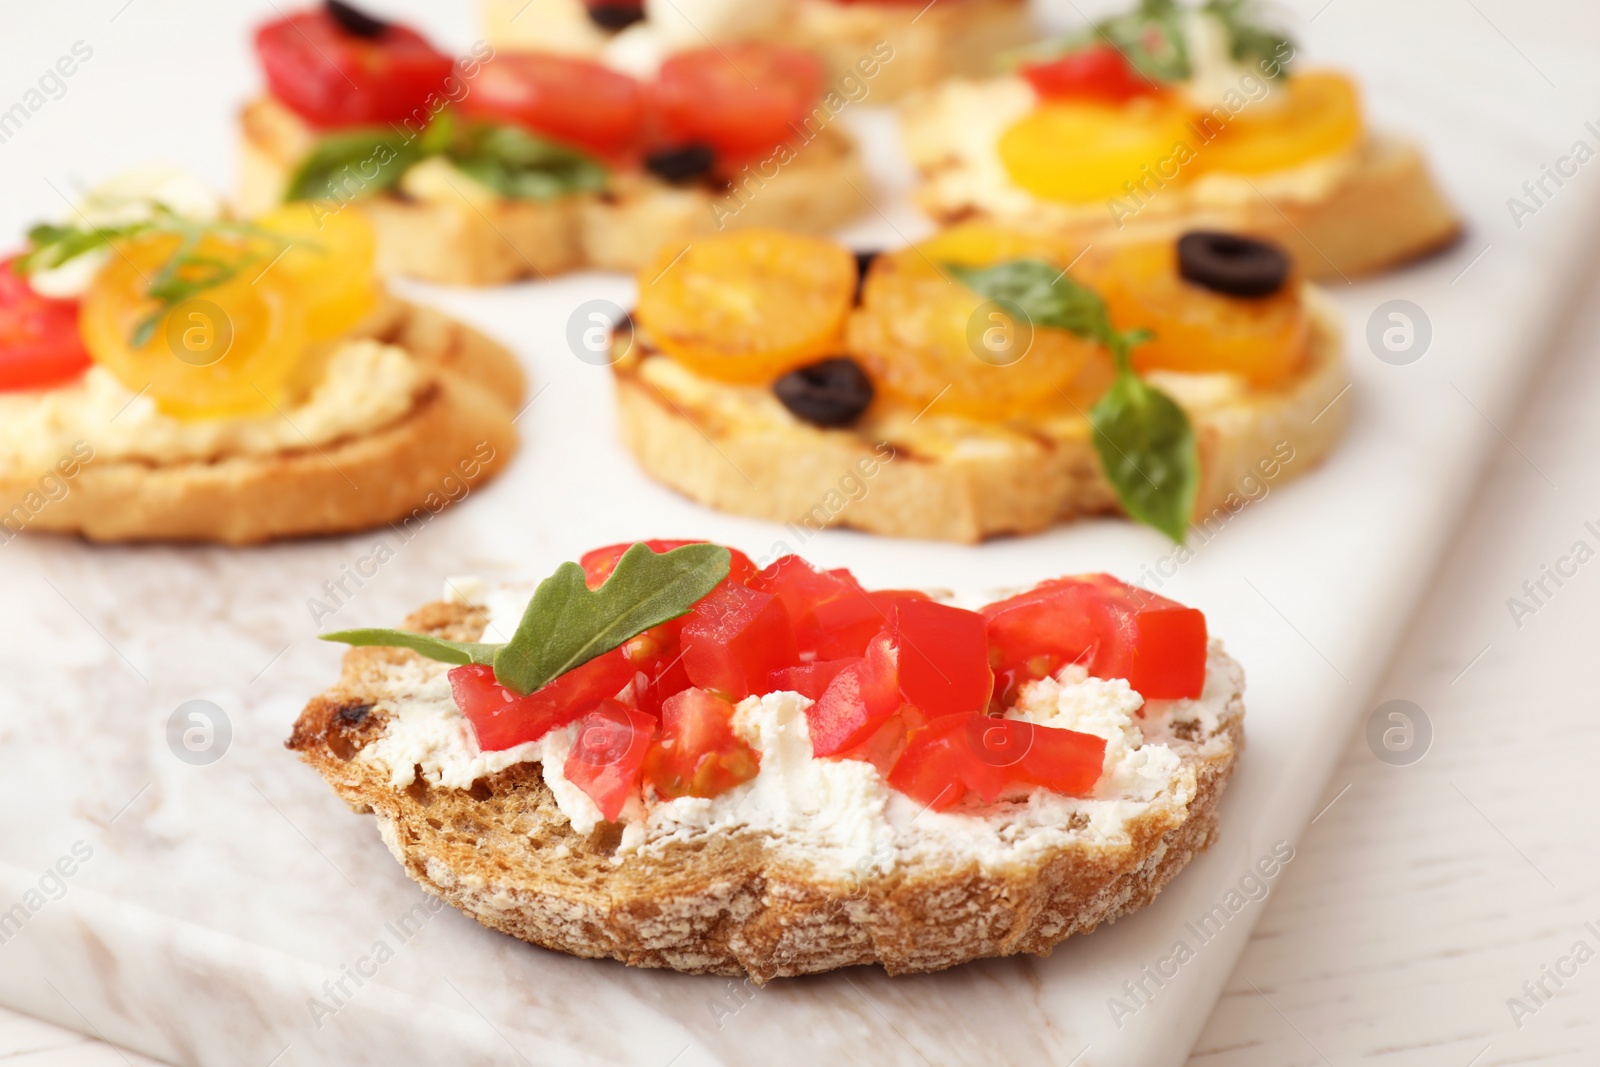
[325,0,390,38]
[774,358,875,428]
[853,249,880,304]
[1176,231,1291,298]
[587,3,646,30]
[645,144,717,184]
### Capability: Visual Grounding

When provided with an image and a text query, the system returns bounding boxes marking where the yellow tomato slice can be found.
[847,255,1105,419]
[999,96,1197,203]
[81,233,307,419]
[252,203,381,340]
[1193,72,1362,175]
[637,231,857,385]
[1084,241,1308,388]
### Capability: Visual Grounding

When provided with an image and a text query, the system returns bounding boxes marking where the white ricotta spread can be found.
[359,580,1243,878]
[0,339,422,470]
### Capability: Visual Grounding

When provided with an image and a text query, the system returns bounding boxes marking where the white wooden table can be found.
[8,233,1597,1067]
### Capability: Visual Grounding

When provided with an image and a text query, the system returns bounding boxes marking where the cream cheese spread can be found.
[357,579,1243,878]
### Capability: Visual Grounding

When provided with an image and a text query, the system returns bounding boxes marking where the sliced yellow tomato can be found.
[636,230,856,385]
[847,256,1104,419]
[1083,241,1308,388]
[81,233,307,419]
[1193,72,1363,176]
[867,223,1090,299]
[999,95,1196,203]
[252,203,381,340]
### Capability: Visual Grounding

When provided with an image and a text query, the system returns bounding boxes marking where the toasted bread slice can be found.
[480,0,1034,103]
[288,599,1244,981]
[610,289,1348,543]
[238,96,870,285]
[904,76,1461,281]
[0,302,524,545]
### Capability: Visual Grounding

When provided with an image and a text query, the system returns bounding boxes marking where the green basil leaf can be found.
[1091,372,1199,543]
[494,543,730,696]
[447,123,609,201]
[947,259,1113,342]
[284,128,425,204]
[319,629,502,666]
[1092,0,1190,82]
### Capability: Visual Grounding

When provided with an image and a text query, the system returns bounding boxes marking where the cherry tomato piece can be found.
[892,599,994,718]
[1020,45,1157,103]
[655,43,824,161]
[448,649,637,751]
[564,699,657,821]
[0,257,91,392]
[642,687,761,800]
[462,53,646,158]
[254,7,454,129]
[680,581,800,700]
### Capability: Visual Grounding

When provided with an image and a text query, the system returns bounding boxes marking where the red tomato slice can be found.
[643,687,761,799]
[887,713,1106,810]
[752,555,929,659]
[255,8,454,129]
[768,658,855,701]
[564,699,657,821]
[448,649,636,751]
[1020,44,1158,103]
[0,257,91,392]
[806,632,899,756]
[892,599,994,718]
[981,575,1207,701]
[461,53,646,158]
[655,43,824,162]
[580,540,756,590]
[680,581,800,700]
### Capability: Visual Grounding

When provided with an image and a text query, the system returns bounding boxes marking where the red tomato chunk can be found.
[643,688,761,799]
[892,598,994,719]
[449,648,636,752]
[681,581,799,701]
[564,699,656,821]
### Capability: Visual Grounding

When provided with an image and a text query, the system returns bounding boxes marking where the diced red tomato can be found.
[1019,44,1158,104]
[0,257,91,392]
[580,540,756,590]
[618,622,690,717]
[887,713,1106,811]
[834,704,927,777]
[768,658,854,701]
[643,687,761,799]
[448,648,636,751]
[981,575,1207,701]
[680,581,799,700]
[564,699,656,821]
[655,43,825,162]
[461,53,646,158]
[892,599,993,718]
[254,8,455,129]
[806,632,899,756]
[752,555,929,659]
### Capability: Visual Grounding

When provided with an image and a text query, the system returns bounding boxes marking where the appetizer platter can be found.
[239,3,869,284]
[0,2,1591,1067]
[0,167,521,543]
[904,0,1460,279]
[482,0,1036,102]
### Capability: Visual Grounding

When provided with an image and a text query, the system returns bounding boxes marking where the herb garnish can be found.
[285,110,607,206]
[322,543,732,696]
[19,207,293,347]
[948,259,1199,542]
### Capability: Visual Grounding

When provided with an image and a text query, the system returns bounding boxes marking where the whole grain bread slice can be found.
[288,601,1244,981]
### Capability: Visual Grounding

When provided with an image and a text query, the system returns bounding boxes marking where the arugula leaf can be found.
[494,543,730,695]
[319,629,502,666]
[949,258,1200,543]
[284,127,428,204]
[19,219,152,275]
[1094,0,1190,82]
[1204,0,1295,77]
[1091,371,1199,542]
[947,259,1112,341]
[446,124,609,201]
